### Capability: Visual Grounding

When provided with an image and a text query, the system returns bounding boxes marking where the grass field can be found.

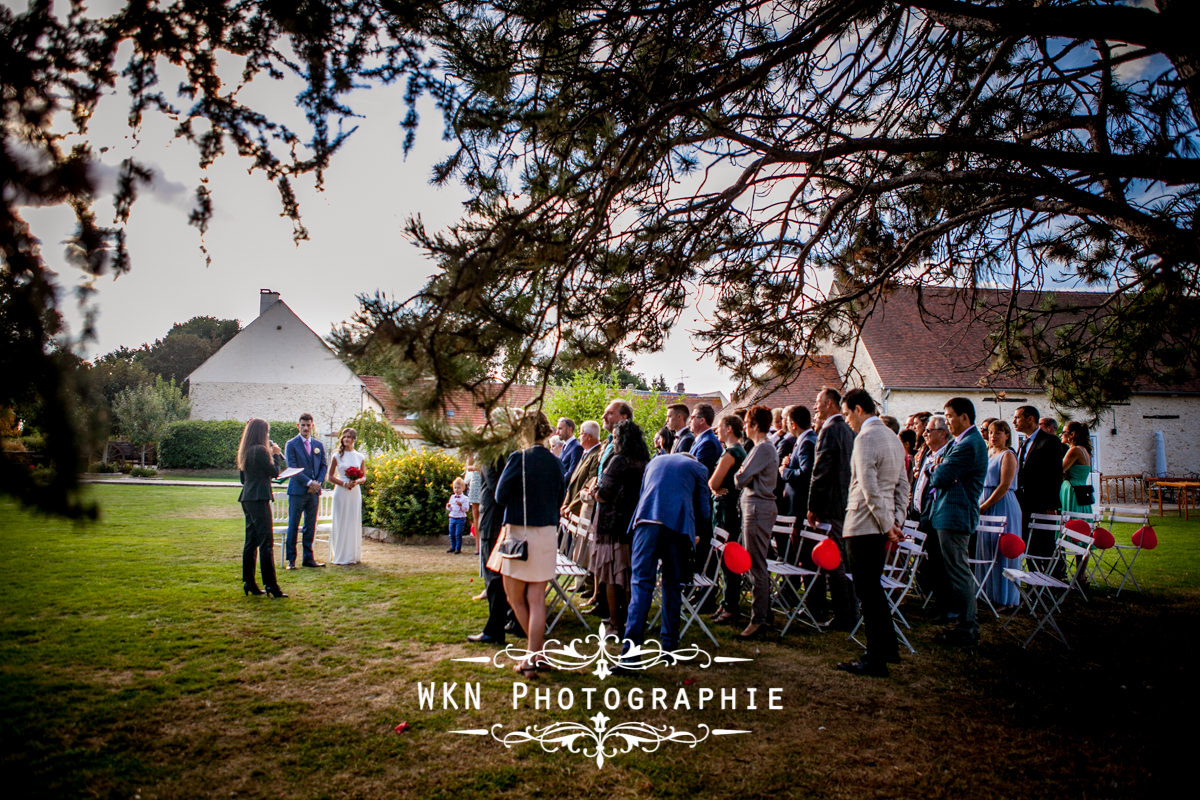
[2,485,1197,798]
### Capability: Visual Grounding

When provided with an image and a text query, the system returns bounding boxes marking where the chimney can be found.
[674,382,685,393]
[259,289,280,316]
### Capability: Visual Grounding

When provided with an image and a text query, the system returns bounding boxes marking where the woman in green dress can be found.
[708,413,747,625]
[1059,420,1094,514]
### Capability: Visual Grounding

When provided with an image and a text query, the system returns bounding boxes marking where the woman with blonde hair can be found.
[237,418,286,597]
[492,411,565,675]
[327,427,366,565]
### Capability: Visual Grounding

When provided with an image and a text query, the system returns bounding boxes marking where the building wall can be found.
[874,389,1199,478]
[189,382,369,437]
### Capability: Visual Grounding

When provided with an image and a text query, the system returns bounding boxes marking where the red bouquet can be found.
[345,466,364,482]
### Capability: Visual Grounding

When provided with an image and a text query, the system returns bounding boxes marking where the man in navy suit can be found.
[929,397,988,646]
[556,417,581,479]
[1012,405,1063,561]
[806,387,856,628]
[623,453,712,653]
[666,403,694,454]
[285,413,328,569]
[686,403,721,475]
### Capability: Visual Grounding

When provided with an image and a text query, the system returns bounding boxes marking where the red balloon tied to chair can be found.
[723,541,753,574]
[1091,527,1116,550]
[1064,518,1092,537]
[812,538,842,570]
[1132,526,1159,550]
[999,533,1026,560]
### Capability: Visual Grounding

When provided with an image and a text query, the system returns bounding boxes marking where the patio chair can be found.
[967,515,1008,618]
[1099,506,1153,596]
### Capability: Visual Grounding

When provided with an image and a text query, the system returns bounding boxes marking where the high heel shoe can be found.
[264,585,288,598]
[243,582,265,596]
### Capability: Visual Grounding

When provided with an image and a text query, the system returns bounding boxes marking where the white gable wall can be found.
[188,299,376,433]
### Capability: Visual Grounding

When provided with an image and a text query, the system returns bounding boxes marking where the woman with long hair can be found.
[592,419,650,638]
[237,418,287,597]
[733,405,778,639]
[493,411,565,675]
[978,419,1022,609]
[1060,420,1094,515]
[327,427,366,565]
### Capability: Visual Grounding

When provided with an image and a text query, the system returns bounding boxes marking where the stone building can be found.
[187,290,384,434]
[822,286,1200,478]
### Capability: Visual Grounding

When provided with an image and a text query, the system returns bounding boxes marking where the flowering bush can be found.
[364,449,464,537]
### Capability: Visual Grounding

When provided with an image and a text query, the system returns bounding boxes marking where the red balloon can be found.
[1132,526,1159,550]
[812,538,842,570]
[1091,527,1116,550]
[1064,518,1092,537]
[999,533,1026,559]
[723,541,752,574]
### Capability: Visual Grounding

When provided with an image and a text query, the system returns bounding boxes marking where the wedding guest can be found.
[666,403,693,454]
[807,387,856,629]
[708,413,748,625]
[977,420,1022,610]
[237,418,286,598]
[445,477,470,554]
[879,415,901,435]
[284,413,327,569]
[733,405,779,640]
[592,420,649,637]
[326,427,365,565]
[493,412,565,675]
[1060,421,1094,515]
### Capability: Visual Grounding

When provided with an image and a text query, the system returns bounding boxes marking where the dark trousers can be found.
[480,534,512,640]
[937,529,978,637]
[625,523,688,651]
[847,533,898,664]
[286,491,319,564]
[916,515,950,615]
[825,520,857,625]
[241,500,278,587]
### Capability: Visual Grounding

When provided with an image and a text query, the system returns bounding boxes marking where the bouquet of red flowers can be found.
[344,466,364,482]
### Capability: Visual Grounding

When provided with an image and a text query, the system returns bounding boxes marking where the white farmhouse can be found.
[823,286,1200,480]
[187,290,384,434]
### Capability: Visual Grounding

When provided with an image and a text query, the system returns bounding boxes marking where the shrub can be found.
[129,467,158,478]
[365,449,464,537]
[543,370,672,452]
[87,461,119,474]
[159,419,295,469]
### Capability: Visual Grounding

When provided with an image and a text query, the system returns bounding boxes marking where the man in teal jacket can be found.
[929,397,988,646]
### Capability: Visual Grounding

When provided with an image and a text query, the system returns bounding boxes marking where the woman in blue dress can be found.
[978,419,1022,609]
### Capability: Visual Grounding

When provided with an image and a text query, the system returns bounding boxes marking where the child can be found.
[446,477,470,554]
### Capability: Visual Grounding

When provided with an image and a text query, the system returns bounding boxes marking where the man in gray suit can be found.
[836,389,909,677]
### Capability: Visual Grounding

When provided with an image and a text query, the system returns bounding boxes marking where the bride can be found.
[327,427,366,565]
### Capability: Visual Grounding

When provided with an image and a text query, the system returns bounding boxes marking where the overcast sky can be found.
[19,29,735,397]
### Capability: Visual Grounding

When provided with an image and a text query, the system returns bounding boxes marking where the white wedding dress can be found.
[330,450,365,564]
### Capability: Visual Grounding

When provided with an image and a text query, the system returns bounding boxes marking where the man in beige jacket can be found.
[837,388,910,677]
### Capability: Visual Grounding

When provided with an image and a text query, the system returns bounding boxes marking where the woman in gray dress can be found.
[733,405,778,640]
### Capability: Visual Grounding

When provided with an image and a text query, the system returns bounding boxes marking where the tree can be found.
[339,409,406,455]
[2,1,439,514]
[138,317,241,384]
[111,377,190,466]
[543,371,670,453]
[367,0,1200,422]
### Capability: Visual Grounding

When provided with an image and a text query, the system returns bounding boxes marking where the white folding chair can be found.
[967,515,1007,618]
[1001,567,1072,648]
[545,513,591,634]
[271,490,331,567]
[849,526,926,654]
[776,522,830,637]
[1098,506,1152,596]
[1057,528,1095,601]
[1024,513,1063,574]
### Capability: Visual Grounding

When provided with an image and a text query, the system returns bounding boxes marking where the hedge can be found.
[158,420,297,469]
[364,449,464,537]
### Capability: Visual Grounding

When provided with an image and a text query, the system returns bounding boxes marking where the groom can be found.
[285,412,327,569]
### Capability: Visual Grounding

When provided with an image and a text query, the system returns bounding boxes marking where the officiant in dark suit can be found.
[285,412,328,569]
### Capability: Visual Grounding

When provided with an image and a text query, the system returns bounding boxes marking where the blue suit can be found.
[558,436,582,480]
[689,428,722,476]
[624,454,711,652]
[929,424,988,639]
[780,428,816,520]
[285,434,328,566]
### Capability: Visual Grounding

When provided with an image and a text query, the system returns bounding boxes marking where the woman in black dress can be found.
[592,420,650,638]
[237,418,287,597]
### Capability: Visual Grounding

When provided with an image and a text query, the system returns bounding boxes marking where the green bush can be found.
[365,449,464,537]
[87,461,119,474]
[158,419,296,469]
[129,467,158,478]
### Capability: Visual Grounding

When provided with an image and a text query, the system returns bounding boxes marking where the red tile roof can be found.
[728,356,844,411]
[851,286,1200,394]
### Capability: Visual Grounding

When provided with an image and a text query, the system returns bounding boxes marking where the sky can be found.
[19,28,736,398]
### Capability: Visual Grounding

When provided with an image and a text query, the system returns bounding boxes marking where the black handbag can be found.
[1073,483,1095,506]
[497,537,528,560]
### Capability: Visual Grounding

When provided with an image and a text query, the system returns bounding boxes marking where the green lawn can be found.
[1,486,1197,798]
